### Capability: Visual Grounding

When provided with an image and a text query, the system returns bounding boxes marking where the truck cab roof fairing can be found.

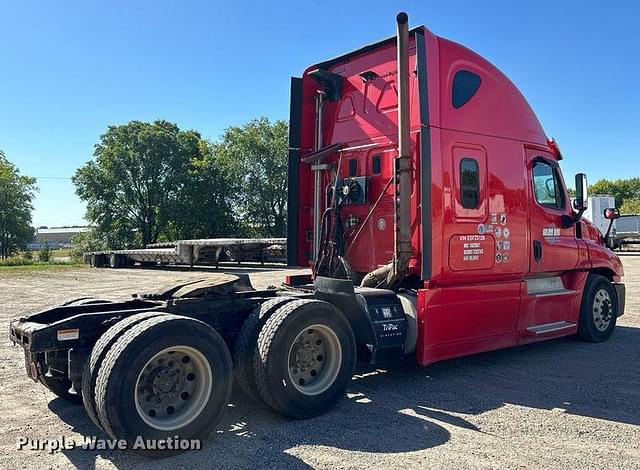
[437,37,548,146]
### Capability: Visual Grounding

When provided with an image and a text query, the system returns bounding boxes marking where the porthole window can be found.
[452,70,481,109]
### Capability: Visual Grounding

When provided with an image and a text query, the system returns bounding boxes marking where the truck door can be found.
[526,151,578,274]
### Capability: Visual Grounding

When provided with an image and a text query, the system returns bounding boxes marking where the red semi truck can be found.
[9,13,625,454]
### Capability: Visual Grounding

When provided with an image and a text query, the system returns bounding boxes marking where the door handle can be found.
[533,240,542,262]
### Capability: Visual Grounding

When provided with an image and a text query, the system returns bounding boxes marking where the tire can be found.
[254,299,356,419]
[82,312,169,431]
[91,255,106,268]
[233,297,295,402]
[109,254,124,268]
[94,315,233,456]
[578,274,618,343]
[40,374,82,404]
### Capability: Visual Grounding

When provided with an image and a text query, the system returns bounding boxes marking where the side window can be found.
[348,159,357,176]
[452,70,481,108]
[460,158,480,209]
[372,155,381,174]
[532,160,565,209]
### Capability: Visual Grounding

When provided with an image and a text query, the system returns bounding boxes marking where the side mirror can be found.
[603,207,619,249]
[573,173,588,211]
[604,208,620,220]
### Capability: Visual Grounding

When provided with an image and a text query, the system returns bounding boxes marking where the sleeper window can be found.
[372,155,382,174]
[460,158,480,209]
[532,160,565,209]
[348,159,357,176]
[452,70,481,108]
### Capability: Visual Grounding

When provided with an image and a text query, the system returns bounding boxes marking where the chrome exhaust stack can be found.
[312,90,325,261]
[390,11,412,285]
[361,11,413,289]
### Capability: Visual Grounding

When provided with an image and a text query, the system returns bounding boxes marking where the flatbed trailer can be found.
[9,12,626,457]
[613,214,640,248]
[85,238,287,268]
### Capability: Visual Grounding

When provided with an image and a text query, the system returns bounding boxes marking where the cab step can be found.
[526,321,576,336]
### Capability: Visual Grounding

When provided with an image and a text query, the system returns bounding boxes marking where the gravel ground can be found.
[1,258,638,469]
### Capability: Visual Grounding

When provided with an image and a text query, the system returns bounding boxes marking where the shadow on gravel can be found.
[48,325,639,469]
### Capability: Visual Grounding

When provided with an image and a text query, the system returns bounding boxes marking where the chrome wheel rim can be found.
[288,324,342,396]
[593,288,613,332]
[135,346,212,431]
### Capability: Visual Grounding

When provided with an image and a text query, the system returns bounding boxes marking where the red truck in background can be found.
[9,12,625,455]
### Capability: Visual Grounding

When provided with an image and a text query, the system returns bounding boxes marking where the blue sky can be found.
[1,1,638,227]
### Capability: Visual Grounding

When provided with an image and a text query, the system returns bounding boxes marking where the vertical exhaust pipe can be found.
[360,11,414,289]
[312,91,325,261]
[391,11,412,284]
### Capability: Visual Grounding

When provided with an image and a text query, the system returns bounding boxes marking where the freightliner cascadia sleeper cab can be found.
[287,13,625,366]
[9,12,625,455]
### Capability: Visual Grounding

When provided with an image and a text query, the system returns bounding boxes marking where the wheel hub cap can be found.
[593,288,613,332]
[288,325,342,396]
[135,346,213,431]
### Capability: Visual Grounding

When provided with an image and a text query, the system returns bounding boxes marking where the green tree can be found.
[73,120,204,247]
[70,229,109,261]
[165,139,238,240]
[620,198,640,215]
[217,118,288,237]
[589,178,640,209]
[38,243,51,262]
[0,151,37,258]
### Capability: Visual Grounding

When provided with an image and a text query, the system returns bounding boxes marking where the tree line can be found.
[589,178,640,214]
[0,151,37,258]
[72,117,287,252]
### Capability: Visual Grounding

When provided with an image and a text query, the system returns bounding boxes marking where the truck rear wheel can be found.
[82,311,169,431]
[253,299,356,419]
[233,296,295,402]
[578,274,618,343]
[94,315,233,455]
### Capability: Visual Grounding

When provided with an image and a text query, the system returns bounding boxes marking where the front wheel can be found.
[578,274,617,343]
[254,299,356,419]
[94,315,233,455]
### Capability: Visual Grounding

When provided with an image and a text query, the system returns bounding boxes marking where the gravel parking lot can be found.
[1,258,638,469]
